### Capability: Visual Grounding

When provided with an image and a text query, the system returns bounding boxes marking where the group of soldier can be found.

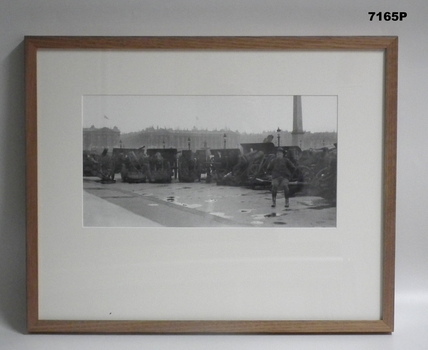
[84,141,338,208]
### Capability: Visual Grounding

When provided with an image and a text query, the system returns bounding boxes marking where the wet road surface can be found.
[83,176,336,227]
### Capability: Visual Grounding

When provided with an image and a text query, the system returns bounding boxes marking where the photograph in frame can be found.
[82,94,337,228]
[26,36,397,334]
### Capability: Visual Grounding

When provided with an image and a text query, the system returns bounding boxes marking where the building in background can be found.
[83,125,337,153]
[83,125,121,151]
[120,128,241,151]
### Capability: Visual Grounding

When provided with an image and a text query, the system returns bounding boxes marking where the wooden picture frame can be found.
[26,36,397,334]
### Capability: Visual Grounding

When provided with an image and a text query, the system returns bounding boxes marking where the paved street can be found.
[83,176,336,227]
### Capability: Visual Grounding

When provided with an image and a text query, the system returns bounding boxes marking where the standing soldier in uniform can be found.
[268,148,296,208]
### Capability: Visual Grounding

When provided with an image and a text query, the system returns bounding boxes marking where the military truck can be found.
[146,148,177,183]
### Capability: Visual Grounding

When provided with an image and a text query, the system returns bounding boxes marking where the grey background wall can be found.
[1,1,427,349]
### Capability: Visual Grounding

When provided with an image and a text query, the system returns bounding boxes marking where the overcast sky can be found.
[82,95,337,134]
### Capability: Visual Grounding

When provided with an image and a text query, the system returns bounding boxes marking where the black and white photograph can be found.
[83,95,337,227]
[25,36,398,336]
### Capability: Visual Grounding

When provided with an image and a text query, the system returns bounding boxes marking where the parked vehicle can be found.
[177,150,200,182]
[146,148,177,183]
[83,148,116,183]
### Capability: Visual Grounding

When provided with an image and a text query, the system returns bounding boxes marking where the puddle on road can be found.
[205,199,217,203]
[164,196,202,209]
[298,199,336,211]
[210,212,233,219]
[251,221,264,225]
[182,203,202,209]
[251,212,288,225]
[240,192,260,197]
[265,212,288,218]
[148,204,159,207]
[137,192,154,196]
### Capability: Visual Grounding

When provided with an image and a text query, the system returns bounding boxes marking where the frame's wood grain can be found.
[26,36,397,334]
[382,36,398,331]
[25,37,40,332]
[28,320,393,335]
[25,35,396,51]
